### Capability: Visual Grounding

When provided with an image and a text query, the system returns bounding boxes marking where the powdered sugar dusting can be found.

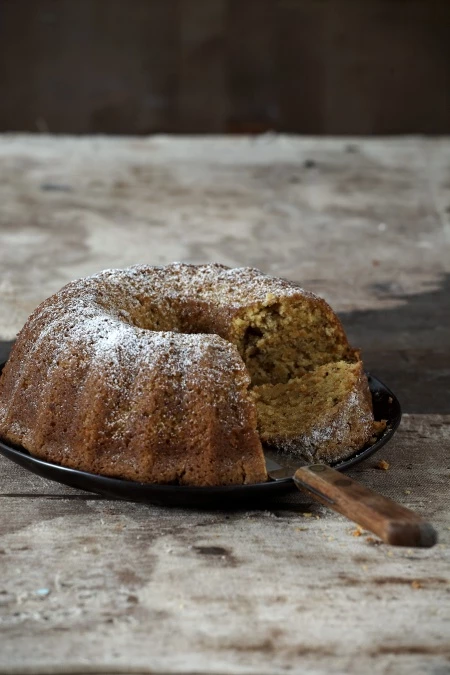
[71,262,318,310]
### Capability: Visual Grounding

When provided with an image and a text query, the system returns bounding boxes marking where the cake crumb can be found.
[366,536,382,546]
[373,420,388,435]
[376,459,390,471]
[411,580,422,590]
[351,526,365,537]
[302,512,313,518]
[404,489,411,495]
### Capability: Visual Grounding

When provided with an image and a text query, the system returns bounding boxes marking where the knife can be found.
[265,449,437,547]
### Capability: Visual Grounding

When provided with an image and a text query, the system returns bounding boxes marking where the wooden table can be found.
[0,135,449,675]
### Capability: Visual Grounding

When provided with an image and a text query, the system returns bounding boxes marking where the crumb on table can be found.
[366,536,382,546]
[351,526,365,537]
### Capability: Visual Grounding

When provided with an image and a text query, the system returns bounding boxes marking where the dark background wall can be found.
[0,0,449,135]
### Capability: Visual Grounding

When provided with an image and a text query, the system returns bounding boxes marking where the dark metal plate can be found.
[0,357,400,506]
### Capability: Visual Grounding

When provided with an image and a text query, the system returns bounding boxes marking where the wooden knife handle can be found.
[293,464,437,547]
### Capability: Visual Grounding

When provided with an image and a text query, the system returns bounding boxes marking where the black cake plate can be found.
[0,352,401,507]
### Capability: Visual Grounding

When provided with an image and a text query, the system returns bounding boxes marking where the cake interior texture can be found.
[0,264,377,485]
[251,361,374,462]
[232,298,357,386]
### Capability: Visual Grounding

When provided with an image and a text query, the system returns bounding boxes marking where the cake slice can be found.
[251,360,375,463]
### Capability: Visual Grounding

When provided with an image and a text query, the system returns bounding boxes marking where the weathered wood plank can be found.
[0,135,449,334]
[227,0,276,132]
[1,1,449,134]
[0,415,449,674]
[0,0,180,135]
[178,0,227,132]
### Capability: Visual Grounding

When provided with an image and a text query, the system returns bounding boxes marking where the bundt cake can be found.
[0,264,376,486]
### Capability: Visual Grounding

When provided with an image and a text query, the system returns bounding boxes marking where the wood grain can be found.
[0,134,449,674]
[0,0,449,133]
[179,0,227,132]
[0,415,449,674]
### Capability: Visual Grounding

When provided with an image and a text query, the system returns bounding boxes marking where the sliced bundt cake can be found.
[0,264,376,485]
